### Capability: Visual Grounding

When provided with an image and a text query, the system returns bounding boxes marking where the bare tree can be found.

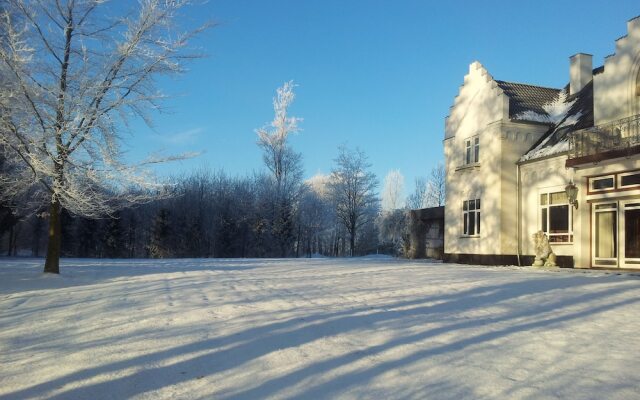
[406,176,427,209]
[329,146,378,257]
[256,81,304,256]
[0,0,207,273]
[381,169,405,211]
[425,162,446,207]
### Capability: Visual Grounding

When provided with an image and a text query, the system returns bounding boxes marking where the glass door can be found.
[592,203,618,267]
[621,201,640,268]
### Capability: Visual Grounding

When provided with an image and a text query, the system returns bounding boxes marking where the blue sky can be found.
[126,0,639,197]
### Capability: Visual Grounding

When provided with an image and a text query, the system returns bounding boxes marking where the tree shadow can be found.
[2,267,637,399]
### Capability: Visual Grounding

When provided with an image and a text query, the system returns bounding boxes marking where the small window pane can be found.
[549,205,569,233]
[550,235,570,243]
[469,212,476,235]
[464,213,468,234]
[621,173,640,187]
[463,201,468,211]
[540,194,547,205]
[625,209,640,258]
[474,138,479,163]
[550,192,567,205]
[541,208,547,232]
[469,201,475,211]
[592,177,614,190]
[477,212,480,234]
[476,199,480,209]
[595,211,617,258]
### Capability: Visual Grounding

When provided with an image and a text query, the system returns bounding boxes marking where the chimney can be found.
[570,53,593,95]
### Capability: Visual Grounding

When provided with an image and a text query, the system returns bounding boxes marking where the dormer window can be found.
[464,135,479,165]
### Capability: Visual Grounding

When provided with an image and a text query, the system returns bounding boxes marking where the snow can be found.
[1,258,639,400]
[518,88,582,162]
[519,136,570,162]
[514,89,576,125]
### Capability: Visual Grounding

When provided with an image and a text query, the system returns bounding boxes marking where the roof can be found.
[519,80,594,163]
[495,81,561,117]
[411,206,445,221]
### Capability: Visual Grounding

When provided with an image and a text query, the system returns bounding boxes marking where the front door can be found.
[592,199,640,268]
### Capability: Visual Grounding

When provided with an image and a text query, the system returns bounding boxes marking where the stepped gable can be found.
[495,81,561,118]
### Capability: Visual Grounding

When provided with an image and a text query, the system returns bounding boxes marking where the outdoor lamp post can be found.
[565,181,579,209]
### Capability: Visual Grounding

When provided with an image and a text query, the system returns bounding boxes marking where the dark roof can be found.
[520,80,594,162]
[496,81,561,117]
[412,206,444,221]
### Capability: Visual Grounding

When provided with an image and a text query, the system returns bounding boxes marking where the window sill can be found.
[460,235,481,239]
[455,163,480,172]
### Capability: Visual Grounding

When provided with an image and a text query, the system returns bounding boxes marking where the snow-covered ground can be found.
[1,258,639,400]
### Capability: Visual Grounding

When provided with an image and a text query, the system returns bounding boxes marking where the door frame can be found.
[591,198,640,268]
[620,199,640,268]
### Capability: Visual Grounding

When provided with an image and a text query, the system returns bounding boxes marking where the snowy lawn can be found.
[1,258,639,400]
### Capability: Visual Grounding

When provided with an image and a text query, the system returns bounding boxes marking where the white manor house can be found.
[443,16,640,269]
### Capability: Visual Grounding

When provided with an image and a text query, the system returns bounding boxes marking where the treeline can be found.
[0,167,381,259]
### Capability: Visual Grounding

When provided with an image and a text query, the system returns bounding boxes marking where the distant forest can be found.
[0,159,445,260]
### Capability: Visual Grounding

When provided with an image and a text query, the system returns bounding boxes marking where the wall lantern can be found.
[565,181,579,209]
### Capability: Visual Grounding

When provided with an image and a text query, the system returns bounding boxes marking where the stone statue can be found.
[532,230,557,267]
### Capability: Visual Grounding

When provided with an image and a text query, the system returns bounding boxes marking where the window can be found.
[619,171,640,189]
[463,199,481,236]
[589,175,615,192]
[464,135,479,165]
[540,191,573,243]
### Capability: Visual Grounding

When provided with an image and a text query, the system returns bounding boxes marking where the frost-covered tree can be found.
[297,174,334,257]
[377,208,409,256]
[256,81,304,256]
[406,176,427,209]
[329,146,378,257]
[381,169,405,211]
[425,163,446,207]
[0,0,207,273]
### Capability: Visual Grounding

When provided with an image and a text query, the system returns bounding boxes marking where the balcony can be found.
[567,114,640,167]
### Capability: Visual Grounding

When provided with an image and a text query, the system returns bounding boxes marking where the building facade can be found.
[443,17,640,269]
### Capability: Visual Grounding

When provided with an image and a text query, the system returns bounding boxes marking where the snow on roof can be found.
[495,81,561,118]
[519,81,594,163]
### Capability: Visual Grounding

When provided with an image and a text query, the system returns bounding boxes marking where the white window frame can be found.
[589,175,615,193]
[462,198,481,237]
[464,135,479,165]
[539,190,573,244]
[618,170,640,189]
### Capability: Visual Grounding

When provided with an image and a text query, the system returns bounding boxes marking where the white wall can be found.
[519,156,575,258]
[594,17,640,125]
[444,61,548,256]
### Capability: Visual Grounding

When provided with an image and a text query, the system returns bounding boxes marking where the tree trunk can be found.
[350,233,355,257]
[44,200,61,274]
[7,226,15,256]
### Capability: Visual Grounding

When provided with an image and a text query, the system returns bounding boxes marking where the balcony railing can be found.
[567,114,640,165]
